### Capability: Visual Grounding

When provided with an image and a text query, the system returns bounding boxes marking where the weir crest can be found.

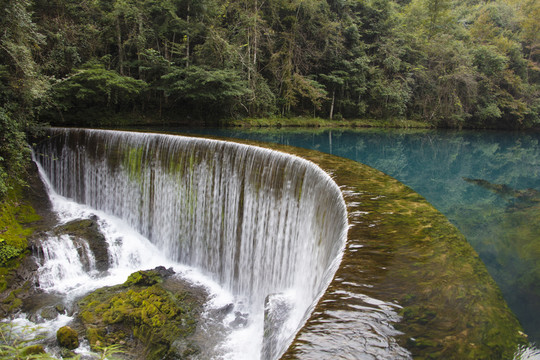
[32,128,528,359]
[34,128,348,359]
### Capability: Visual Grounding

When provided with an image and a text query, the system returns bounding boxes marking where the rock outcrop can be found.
[77,267,209,360]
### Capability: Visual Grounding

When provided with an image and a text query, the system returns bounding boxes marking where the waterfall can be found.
[34,128,348,359]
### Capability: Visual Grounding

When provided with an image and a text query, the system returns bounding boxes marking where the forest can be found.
[0,0,539,196]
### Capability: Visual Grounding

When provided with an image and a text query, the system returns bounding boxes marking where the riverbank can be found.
[51,113,433,129]
[220,116,432,129]
[50,111,540,131]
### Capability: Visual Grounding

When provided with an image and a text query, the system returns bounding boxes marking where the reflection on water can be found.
[164,127,540,344]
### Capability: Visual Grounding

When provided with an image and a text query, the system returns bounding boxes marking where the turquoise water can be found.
[146,127,540,344]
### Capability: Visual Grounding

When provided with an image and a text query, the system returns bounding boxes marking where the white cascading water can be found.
[18,166,235,358]
[33,128,348,359]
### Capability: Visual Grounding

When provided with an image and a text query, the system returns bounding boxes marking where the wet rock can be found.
[23,293,66,322]
[55,303,66,314]
[0,255,40,317]
[217,303,234,317]
[21,344,46,356]
[170,338,201,358]
[230,311,249,329]
[262,293,293,360]
[36,302,67,321]
[40,306,59,320]
[57,326,79,349]
[152,265,175,278]
[77,268,210,360]
[54,218,110,272]
[123,266,174,287]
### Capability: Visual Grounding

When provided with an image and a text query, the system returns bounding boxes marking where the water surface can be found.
[164,127,540,343]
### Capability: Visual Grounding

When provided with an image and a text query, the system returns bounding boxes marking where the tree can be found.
[48,62,147,123]
[8,0,537,127]
[0,0,46,197]
[0,109,30,197]
[160,65,251,118]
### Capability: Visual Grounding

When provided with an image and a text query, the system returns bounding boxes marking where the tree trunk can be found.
[253,0,258,68]
[116,17,124,75]
[329,89,335,120]
[186,3,190,68]
[137,12,143,79]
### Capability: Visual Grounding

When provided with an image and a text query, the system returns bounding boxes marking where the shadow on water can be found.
[159,126,540,344]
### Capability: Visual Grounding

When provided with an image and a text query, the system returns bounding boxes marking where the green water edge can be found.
[190,135,527,359]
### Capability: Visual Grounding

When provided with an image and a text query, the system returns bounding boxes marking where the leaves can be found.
[0,108,30,199]
[161,65,250,114]
[51,63,147,111]
[0,0,537,127]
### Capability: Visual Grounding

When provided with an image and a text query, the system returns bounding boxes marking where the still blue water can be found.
[152,127,540,343]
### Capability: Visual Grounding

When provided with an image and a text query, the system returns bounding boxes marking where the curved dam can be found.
[33,128,526,359]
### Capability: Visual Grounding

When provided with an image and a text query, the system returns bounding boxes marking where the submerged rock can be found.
[463,177,540,206]
[77,267,209,360]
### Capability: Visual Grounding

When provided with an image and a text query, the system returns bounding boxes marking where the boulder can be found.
[57,325,79,350]
[54,218,110,272]
[77,267,209,360]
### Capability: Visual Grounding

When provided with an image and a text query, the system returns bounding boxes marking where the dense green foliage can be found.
[22,0,540,127]
[0,0,539,195]
[0,0,45,198]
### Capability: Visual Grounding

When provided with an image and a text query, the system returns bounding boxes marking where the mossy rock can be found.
[53,218,110,272]
[21,344,46,356]
[57,326,79,350]
[123,266,174,287]
[0,163,59,319]
[78,267,207,360]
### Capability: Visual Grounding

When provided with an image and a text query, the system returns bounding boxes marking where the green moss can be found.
[21,344,46,356]
[85,326,104,346]
[0,201,34,251]
[1,281,31,313]
[0,185,41,292]
[123,269,163,287]
[56,326,79,350]
[124,146,145,183]
[78,271,201,360]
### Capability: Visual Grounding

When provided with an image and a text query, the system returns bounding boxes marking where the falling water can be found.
[33,128,348,359]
